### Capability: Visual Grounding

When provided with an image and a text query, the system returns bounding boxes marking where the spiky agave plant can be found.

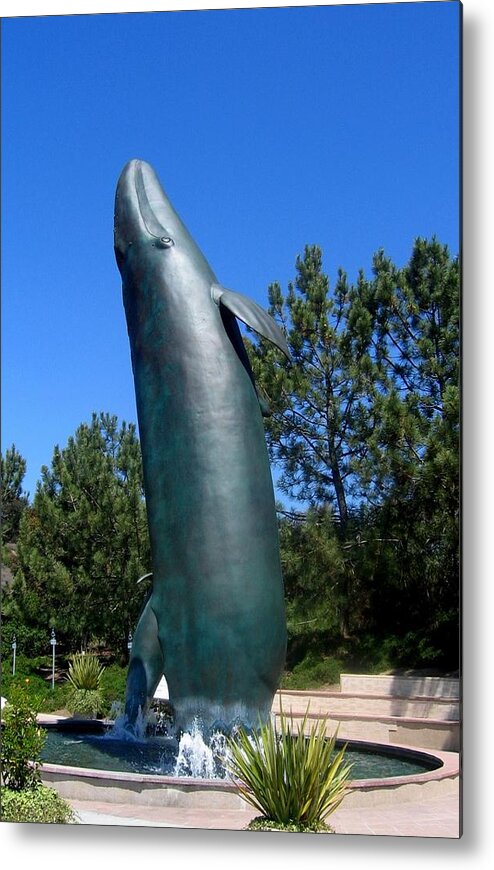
[226,708,353,832]
[66,653,105,717]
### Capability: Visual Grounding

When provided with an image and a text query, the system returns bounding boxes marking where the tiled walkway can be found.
[68,783,460,838]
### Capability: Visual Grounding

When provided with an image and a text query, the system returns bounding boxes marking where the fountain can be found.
[40,719,439,781]
[35,161,459,818]
[37,709,459,812]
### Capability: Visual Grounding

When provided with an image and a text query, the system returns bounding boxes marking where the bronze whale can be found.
[114,159,289,732]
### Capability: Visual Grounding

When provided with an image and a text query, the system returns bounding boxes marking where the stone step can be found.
[339,674,460,699]
[271,697,460,752]
[273,690,459,721]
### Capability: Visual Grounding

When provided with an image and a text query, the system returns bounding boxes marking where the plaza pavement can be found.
[67,782,460,838]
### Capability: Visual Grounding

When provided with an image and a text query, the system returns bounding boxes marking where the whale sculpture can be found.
[114,159,289,733]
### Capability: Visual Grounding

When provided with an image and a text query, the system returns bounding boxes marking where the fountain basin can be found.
[37,717,459,810]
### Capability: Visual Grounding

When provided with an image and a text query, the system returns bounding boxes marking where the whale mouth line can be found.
[134,159,173,241]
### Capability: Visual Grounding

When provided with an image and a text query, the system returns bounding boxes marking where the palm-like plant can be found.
[226,708,353,832]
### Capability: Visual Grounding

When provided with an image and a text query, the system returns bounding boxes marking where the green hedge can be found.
[1,658,129,716]
[100,663,128,713]
[281,654,343,690]
[0,785,76,824]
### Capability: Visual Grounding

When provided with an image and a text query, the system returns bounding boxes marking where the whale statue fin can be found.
[213,285,291,360]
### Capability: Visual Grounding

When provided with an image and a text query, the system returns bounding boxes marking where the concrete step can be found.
[270,709,459,752]
[273,690,459,721]
[271,686,460,752]
[339,674,460,699]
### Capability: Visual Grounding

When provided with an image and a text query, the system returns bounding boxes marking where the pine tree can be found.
[347,237,460,649]
[248,244,367,527]
[346,236,459,508]
[1,445,29,544]
[11,413,151,656]
[248,238,459,657]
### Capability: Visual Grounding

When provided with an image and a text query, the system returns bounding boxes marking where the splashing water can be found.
[99,708,252,779]
[108,706,149,742]
[108,701,124,721]
[173,719,232,779]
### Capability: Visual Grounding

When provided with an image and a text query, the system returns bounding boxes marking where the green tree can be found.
[247,244,391,635]
[279,507,346,645]
[1,444,29,544]
[346,238,460,651]
[248,244,369,527]
[346,236,459,507]
[249,238,459,663]
[10,413,151,657]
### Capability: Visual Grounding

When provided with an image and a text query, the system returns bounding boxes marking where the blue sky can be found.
[2,1,461,499]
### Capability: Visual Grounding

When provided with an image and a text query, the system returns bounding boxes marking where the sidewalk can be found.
[68,783,460,837]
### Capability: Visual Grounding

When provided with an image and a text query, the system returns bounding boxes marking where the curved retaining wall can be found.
[39,742,459,811]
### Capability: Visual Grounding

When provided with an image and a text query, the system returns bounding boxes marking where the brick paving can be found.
[330,791,460,838]
[68,781,460,838]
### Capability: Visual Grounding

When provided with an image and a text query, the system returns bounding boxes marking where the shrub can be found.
[1,653,71,714]
[281,653,343,690]
[0,684,45,790]
[66,688,105,717]
[0,785,76,824]
[0,618,48,661]
[226,709,353,833]
[100,663,128,714]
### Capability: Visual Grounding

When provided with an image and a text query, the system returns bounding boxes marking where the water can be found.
[40,721,440,781]
[173,720,230,778]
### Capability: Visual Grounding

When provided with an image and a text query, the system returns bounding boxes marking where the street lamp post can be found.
[11,633,17,676]
[50,629,57,690]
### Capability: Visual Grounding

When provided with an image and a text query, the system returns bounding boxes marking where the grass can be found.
[247,816,333,833]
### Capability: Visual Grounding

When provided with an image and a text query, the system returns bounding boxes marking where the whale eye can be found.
[158,236,174,248]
